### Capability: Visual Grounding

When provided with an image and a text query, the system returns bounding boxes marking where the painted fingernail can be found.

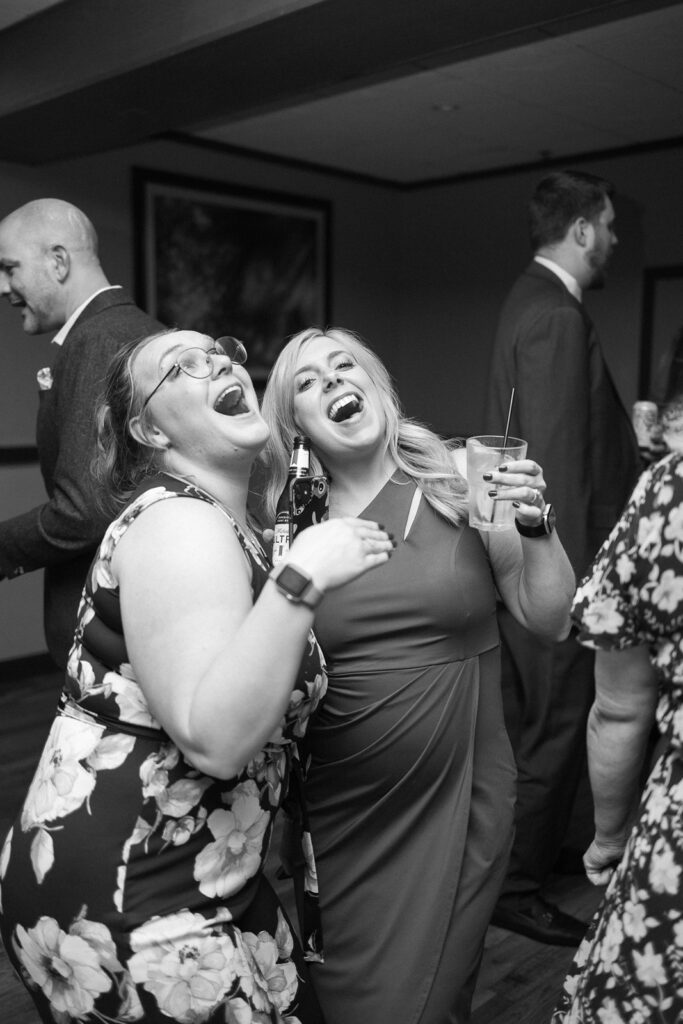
[387,532,395,541]
[482,472,493,481]
[497,464,508,472]
[488,489,498,497]
[512,501,520,508]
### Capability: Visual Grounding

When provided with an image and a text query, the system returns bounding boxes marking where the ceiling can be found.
[193,3,683,184]
[1,0,682,185]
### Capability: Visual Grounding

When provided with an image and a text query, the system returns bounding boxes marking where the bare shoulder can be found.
[111,493,248,581]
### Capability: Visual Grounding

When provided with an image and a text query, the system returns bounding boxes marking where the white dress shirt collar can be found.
[534,256,582,303]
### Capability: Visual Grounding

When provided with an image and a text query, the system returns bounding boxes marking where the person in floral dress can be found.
[552,452,683,1023]
[0,328,393,1023]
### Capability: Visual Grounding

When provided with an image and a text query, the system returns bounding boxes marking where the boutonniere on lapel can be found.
[37,367,53,391]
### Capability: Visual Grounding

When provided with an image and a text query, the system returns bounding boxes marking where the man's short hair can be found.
[529,170,615,250]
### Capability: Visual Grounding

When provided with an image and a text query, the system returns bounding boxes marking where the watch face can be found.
[276,565,310,597]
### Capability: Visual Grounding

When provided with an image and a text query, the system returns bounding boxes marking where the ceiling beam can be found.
[0,0,677,164]
[0,0,324,114]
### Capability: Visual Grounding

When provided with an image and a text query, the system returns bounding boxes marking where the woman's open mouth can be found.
[328,393,363,422]
[214,384,249,416]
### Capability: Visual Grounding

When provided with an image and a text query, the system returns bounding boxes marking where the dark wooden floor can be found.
[0,669,603,1024]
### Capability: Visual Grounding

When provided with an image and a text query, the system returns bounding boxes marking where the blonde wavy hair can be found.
[259,327,468,526]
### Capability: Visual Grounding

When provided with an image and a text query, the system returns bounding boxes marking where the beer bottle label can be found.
[272,512,291,566]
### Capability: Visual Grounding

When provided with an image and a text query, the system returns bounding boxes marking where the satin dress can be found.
[305,475,516,1024]
[0,474,326,1024]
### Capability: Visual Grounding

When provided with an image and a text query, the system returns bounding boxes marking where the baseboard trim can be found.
[0,652,57,683]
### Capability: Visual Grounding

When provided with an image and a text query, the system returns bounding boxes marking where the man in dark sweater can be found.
[0,198,162,668]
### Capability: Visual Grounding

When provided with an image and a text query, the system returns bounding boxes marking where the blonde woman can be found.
[261,327,575,1024]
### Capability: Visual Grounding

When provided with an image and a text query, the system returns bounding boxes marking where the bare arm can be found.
[112,499,391,779]
[485,525,574,640]
[583,645,659,884]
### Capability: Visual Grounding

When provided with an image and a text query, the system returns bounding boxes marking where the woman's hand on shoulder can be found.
[287,517,394,593]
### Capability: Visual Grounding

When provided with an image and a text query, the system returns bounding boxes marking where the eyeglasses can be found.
[141,336,248,413]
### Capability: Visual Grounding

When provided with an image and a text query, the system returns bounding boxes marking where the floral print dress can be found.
[0,475,327,1024]
[552,453,683,1024]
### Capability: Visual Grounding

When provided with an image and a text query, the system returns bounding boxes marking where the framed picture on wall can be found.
[133,168,331,384]
[639,264,683,401]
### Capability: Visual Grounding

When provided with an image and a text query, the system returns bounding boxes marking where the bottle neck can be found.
[289,444,311,477]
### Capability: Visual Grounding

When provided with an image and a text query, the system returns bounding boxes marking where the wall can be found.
[1,137,682,661]
[395,146,683,437]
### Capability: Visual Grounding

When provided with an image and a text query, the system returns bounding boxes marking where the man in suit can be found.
[0,198,162,668]
[486,170,641,945]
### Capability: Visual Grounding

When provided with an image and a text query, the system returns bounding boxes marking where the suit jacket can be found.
[0,289,162,667]
[486,261,640,579]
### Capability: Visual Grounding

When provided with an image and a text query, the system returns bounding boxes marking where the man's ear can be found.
[572,217,591,248]
[129,415,170,450]
[50,244,70,283]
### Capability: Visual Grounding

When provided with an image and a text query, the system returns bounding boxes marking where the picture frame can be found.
[639,264,683,401]
[133,168,331,385]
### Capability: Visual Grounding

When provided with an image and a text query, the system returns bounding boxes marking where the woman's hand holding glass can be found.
[482,458,548,527]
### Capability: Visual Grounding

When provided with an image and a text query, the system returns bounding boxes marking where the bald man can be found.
[0,199,162,668]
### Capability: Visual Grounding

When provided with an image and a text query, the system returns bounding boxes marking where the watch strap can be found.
[269,564,325,609]
[515,503,555,538]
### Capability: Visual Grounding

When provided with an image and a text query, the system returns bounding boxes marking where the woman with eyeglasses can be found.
[0,328,392,1024]
[260,326,575,1024]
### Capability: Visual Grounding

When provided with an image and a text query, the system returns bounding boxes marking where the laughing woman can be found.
[0,328,392,1024]
[260,326,575,1024]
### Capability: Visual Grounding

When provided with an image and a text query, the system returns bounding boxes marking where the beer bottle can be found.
[272,435,311,565]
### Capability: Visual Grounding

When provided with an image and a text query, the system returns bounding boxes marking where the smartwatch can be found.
[269,563,325,609]
[515,503,556,539]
